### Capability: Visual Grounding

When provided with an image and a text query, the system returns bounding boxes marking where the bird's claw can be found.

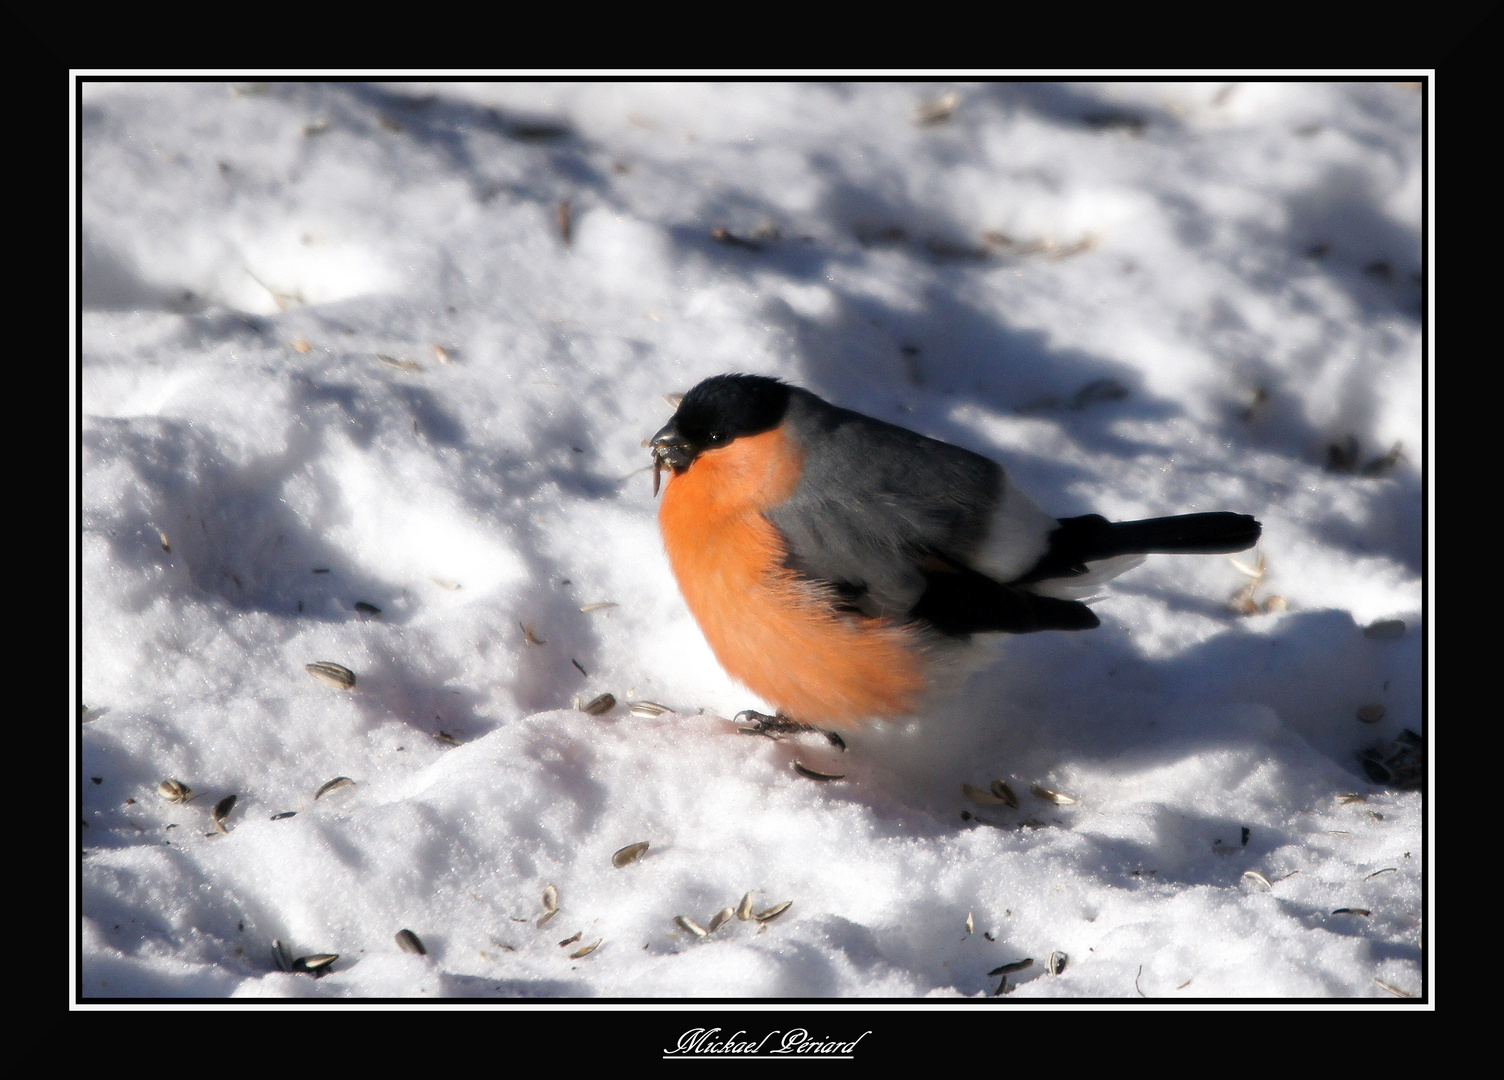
[734,710,842,749]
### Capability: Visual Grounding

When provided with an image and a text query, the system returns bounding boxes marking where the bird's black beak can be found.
[650,421,692,497]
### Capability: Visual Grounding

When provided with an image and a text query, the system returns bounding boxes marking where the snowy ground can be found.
[75,80,1427,1002]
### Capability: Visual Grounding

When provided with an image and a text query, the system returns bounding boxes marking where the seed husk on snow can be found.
[736,892,755,920]
[377,353,423,372]
[962,783,1009,806]
[542,884,559,912]
[291,953,339,977]
[558,931,582,948]
[570,939,601,958]
[991,780,1020,807]
[1048,951,1068,975]
[629,701,670,718]
[612,841,650,868]
[793,762,844,781]
[211,794,237,832]
[675,915,707,938]
[306,662,356,690]
[754,901,792,924]
[1031,784,1077,805]
[579,602,619,614]
[580,693,616,716]
[395,929,426,955]
[158,779,193,804]
[708,908,735,933]
[1241,870,1272,890]
[315,776,355,800]
[988,958,1033,976]
[272,939,293,972]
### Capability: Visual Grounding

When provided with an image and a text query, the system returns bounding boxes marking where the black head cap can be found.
[649,374,793,494]
[670,374,792,450]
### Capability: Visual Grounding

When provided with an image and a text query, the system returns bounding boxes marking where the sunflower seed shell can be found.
[306,662,356,690]
[612,841,650,867]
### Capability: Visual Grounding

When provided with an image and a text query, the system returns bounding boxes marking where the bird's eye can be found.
[706,431,728,446]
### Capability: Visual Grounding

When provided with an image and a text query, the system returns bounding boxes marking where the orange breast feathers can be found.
[658,426,927,726]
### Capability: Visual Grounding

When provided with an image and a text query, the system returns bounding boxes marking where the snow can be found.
[75,79,1427,1003]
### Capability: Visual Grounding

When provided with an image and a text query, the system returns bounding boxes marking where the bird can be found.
[649,373,1261,730]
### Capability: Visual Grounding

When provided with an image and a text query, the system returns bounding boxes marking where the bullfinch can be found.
[650,374,1261,729]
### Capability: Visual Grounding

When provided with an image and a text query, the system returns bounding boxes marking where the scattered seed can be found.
[270,811,297,820]
[521,622,547,646]
[612,841,650,868]
[990,780,1020,808]
[542,884,559,913]
[1263,595,1288,612]
[395,929,427,955]
[579,602,619,614]
[571,939,601,958]
[1338,793,1367,804]
[1048,951,1068,975]
[272,939,293,971]
[432,577,461,590]
[793,762,844,781]
[291,953,338,977]
[988,958,1033,976]
[965,911,974,934]
[962,783,1010,806]
[306,662,356,690]
[536,910,558,928]
[212,794,237,831]
[1363,619,1406,640]
[558,931,582,948]
[315,776,355,800]
[1365,867,1398,880]
[711,227,762,251]
[157,529,171,553]
[571,658,588,677]
[354,601,382,618]
[557,198,573,245]
[377,353,423,373]
[629,701,670,718]
[1241,870,1272,890]
[435,731,459,745]
[737,892,755,920]
[1031,784,1077,805]
[1332,908,1372,917]
[708,908,735,934]
[432,344,451,364]
[754,901,792,924]
[1374,978,1416,998]
[1070,377,1129,409]
[291,338,312,353]
[1357,704,1387,724]
[158,779,193,804]
[914,90,959,125]
[675,915,707,938]
[581,693,616,716]
[992,977,1012,996]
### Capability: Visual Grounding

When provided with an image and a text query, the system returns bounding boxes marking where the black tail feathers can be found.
[1015,512,1261,585]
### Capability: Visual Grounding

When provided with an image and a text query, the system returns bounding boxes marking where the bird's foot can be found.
[734,710,846,749]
